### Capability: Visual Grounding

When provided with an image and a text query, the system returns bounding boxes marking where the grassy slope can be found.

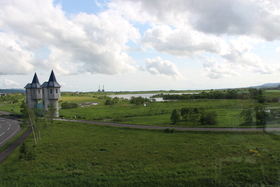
[0,121,280,186]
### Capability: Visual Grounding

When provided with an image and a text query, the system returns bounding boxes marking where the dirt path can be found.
[55,119,275,132]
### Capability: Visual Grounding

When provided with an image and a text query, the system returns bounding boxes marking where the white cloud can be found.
[203,58,240,79]
[144,57,183,79]
[2,79,21,88]
[0,33,35,75]
[276,46,280,52]
[0,0,140,75]
[142,25,229,57]
[114,0,280,40]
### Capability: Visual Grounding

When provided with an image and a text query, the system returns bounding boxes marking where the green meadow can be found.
[0,89,280,186]
[1,121,280,186]
[1,90,280,128]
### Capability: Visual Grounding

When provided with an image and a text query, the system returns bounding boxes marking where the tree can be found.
[46,103,57,124]
[254,104,266,126]
[240,108,253,124]
[20,101,38,144]
[181,107,201,125]
[61,102,78,109]
[19,142,36,161]
[105,97,119,106]
[200,111,218,125]
[170,109,180,125]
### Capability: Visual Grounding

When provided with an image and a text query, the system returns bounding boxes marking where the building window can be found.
[56,89,58,93]
[38,90,40,94]
[50,89,52,94]
[33,90,35,94]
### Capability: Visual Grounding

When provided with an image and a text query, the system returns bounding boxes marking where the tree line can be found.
[0,93,25,103]
[170,107,218,125]
[161,89,278,103]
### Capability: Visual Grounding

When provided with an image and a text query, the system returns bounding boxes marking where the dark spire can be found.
[32,73,40,84]
[31,73,41,88]
[43,70,60,88]
[24,73,41,89]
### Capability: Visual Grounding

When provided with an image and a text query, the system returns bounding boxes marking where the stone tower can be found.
[25,71,61,117]
[24,73,42,109]
[41,70,61,117]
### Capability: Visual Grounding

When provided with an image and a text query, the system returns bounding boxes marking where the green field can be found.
[0,90,280,186]
[1,90,280,128]
[1,121,280,186]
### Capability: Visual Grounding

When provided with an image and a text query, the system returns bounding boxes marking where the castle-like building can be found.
[25,70,61,117]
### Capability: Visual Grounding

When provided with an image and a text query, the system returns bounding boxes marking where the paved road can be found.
[0,128,31,163]
[55,119,280,132]
[0,116,21,148]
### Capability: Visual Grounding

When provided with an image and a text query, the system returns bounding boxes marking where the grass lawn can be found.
[0,121,280,186]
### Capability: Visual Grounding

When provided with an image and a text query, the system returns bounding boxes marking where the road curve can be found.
[55,119,280,132]
[0,117,21,148]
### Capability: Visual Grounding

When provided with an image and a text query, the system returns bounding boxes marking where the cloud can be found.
[191,0,280,41]
[114,0,280,41]
[0,0,140,75]
[0,33,35,75]
[203,58,240,79]
[142,25,229,57]
[2,79,21,88]
[144,57,183,79]
[142,25,279,77]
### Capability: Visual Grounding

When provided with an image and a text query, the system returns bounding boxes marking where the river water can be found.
[108,93,197,102]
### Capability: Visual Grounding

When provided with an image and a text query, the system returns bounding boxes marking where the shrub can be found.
[170,109,180,124]
[105,97,119,105]
[130,96,151,105]
[200,111,218,125]
[61,102,78,109]
[164,128,176,133]
[19,143,36,161]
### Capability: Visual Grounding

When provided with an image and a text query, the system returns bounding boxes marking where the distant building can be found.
[102,85,105,92]
[25,70,61,117]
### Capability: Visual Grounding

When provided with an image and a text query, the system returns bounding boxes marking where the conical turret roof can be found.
[41,70,60,88]
[24,73,41,88]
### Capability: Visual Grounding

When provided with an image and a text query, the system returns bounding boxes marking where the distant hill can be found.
[251,83,280,89]
[0,89,25,93]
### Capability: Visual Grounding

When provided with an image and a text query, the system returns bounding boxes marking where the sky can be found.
[0,0,280,92]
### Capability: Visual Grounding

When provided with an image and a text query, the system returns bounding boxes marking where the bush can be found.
[61,102,78,109]
[105,97,119,105]
[130,96,151,105]
[164,128,176,133]
[200,111,218,125]
[170,109,180,124]
[19,143,36,161]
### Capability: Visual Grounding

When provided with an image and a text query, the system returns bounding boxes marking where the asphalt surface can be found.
[0,128,31,163]
[0,116,21,148]
[55,119,280,132]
